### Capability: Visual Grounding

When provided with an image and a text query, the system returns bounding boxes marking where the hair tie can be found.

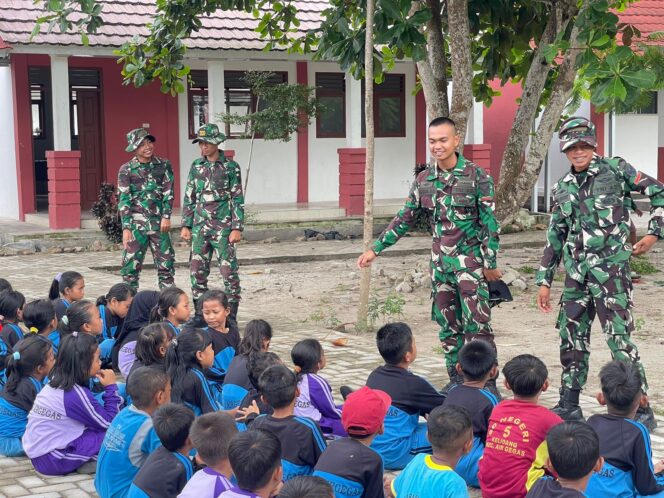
[29,326,39,334]
[293,365,302,374]
[61,316,69,325]
[172,338,178,348]
[12,351,20,361]
[72,331,78,337]
[55,272,63,282]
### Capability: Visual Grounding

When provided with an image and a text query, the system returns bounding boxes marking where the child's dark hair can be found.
[154,287,187,322]
[135,323,175,366]
[427,404,472,452]
[458,340,496,381]
[291,339,323,377]
[0,279,12,293]
[201,289,229,308]
[376,322,413,365]
[228,429,281,491]
[152,403,195,452]
[238,319,273,356]
[22,299,56,334]
[259,364,298,409]
[127,366,169,409]
[247,352,281,390]
[165,328,212,404]
[49,333,99,391]
[279,476,334,498]
[48,271,83,300]
[189,412,238,466]
[0,290,26,323]
[546,421,600,480]
[96,283,135,307]
[59,300,95,335]
[599,360,642,411]
[502,354,548,397]
[4,336,53,393]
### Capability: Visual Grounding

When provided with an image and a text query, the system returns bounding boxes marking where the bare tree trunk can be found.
[447,0,473,149]
[356,0,376,332]
[416,0,449,120]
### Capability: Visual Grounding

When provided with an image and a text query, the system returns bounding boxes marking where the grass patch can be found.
[631,255,659,275]
[516,266,537,275]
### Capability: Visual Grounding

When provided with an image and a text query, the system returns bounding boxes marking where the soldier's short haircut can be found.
[427,405,472,452]
[502,354,548,397]
[259,364,298,409]
[189,412,238,466]
[546,422,600,480]
[428,116,456,130]
[127,366,169,409]
[376,322,413,365]
[278,476,334,498]
[599,360,642,411]
[458,340,497,381]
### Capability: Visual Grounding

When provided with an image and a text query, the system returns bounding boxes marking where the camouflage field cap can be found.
[558,116,597,152]
[125,128,156,152]
[192,123,226,145]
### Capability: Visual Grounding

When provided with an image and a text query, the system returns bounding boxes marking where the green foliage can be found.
[516,266,536,275]
[367,290,405,327]
[91,183,122,244]
[630,255,659,275]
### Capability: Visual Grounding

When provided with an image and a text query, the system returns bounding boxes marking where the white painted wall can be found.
[614,114,658,177]
[0,66,20,219]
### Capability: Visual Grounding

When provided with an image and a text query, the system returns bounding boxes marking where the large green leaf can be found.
[607,76,627,101]
[621,69,656,89]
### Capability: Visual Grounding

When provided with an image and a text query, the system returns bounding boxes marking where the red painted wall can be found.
[483,80,522,181]
[296,61,308,204]
[590,105,605,156]
[10,54,34,219]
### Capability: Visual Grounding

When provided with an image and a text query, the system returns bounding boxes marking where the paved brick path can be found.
[0,238,661,497]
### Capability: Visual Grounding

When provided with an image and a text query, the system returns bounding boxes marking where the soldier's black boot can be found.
[440,366,464,395]
[182,298,206,331]
[484,378,503,402]
[551,387,584,421]
[635,405,658,432]
[229,301,239,322]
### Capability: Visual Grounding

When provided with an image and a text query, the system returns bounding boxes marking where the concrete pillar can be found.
[0,66,19,219]
[347,76,362,147]
[50,55,71,151]
[466,100,484,145]
[207,60,225,129]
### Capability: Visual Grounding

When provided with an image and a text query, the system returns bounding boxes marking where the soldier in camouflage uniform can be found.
[536,116,664,429]
[118,128,176,289]
[358,117,502,393]
[181,124,244,320]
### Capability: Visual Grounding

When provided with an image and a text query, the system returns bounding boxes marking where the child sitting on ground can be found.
[49,271,85,320]
[478,354,562,498]
[586,360,664,497]
[152,287,190,335]
[59,300,104,339]
[366,322,445,470]
[23,333,121,475]
[0,290,26,349]
[292,338,345,437]
[96,283,135,366]
[178,412,238,498]
[0,336,54,456]
[126,323,176,384]
[95,366,171,498]
[527,421,603,497]
[314,386,390,497]
[238,351,282,427]
[127,403,195,498]
[22,299,59,352]
[388,405,473,498]
[279,476,334,498]
[222,319,272,410]
[113,290,159,376]
[250,364,327,481]
[444,340,499,487]
[218,429,283,498]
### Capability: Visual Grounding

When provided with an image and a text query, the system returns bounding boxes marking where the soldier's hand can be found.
[122,229,133,250]
[180,227,192,242]
[160,218,171,233]
[229,229,242,244]
[632,234,658,256]
[483,268,502,282]
[357,249,378,269]
[537,285,552,313]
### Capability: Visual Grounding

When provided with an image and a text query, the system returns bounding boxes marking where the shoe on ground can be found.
[551,402,585,422]
[635,405,658,432]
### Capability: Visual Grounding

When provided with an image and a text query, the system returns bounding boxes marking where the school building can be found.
[0,0,663,229]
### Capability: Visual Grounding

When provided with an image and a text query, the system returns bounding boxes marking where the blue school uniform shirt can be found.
[0,323,23,386]
[391,454,469,498]
[204,321,240,386]
[586,414,664,497]
[178,467,232,498]
[0,376,43,439]
[314,437,384,498]
[47,330,61,355]
[95,404,162,498]
[250,414,327,481]
[177,367,220,416]
[98,305,124,363]
[127,446,193,498]
[221,354,251,410]
[53,298,71,321]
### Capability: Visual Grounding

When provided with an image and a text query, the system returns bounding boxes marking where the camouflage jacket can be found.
[117,156,174,232]
[181,152,244,231]
[536,155,664,287]
[373,154,500,273]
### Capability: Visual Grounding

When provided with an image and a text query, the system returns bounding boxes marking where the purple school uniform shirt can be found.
[295,373,342,424]
[177,467,231,498]
[119,341,137,377]
[23,384,121,458]
[218,487,260,498]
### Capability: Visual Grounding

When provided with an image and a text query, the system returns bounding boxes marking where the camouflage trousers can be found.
[190,223,240,303]
[556,271,648,393]
[120,228,175,289]
[431,267,495,369]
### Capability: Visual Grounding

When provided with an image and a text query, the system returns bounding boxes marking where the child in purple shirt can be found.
[23,332,121,475]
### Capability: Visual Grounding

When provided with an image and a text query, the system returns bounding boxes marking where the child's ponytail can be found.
[59,300,94,336]
[5,335,53,394]
[23,299,56,334]
[239,319,273,356]
[136,322,175,366]
[290,339,324,379]
[165,328,211,404]
[49,271,83,301]
[0,291,26,324]
[96,283,135,307]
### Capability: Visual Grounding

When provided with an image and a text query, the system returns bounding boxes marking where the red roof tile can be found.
[0,0,327,51]
[618,1,664,45]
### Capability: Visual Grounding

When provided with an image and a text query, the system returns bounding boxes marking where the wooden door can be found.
[76,89,104,209]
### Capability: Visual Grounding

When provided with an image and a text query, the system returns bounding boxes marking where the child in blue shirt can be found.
[48,271,85,321]
[128,403,195,498]
[96,283,135,367]
[0,290,26,386]
[388,405,472,498]
[0,335,54,456]
[95,366,171,498]
[22,299,59,354]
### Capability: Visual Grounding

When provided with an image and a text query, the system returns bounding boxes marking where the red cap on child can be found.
[342,386,392,437]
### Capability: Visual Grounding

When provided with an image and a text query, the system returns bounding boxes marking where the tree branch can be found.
[448,0,473,149]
